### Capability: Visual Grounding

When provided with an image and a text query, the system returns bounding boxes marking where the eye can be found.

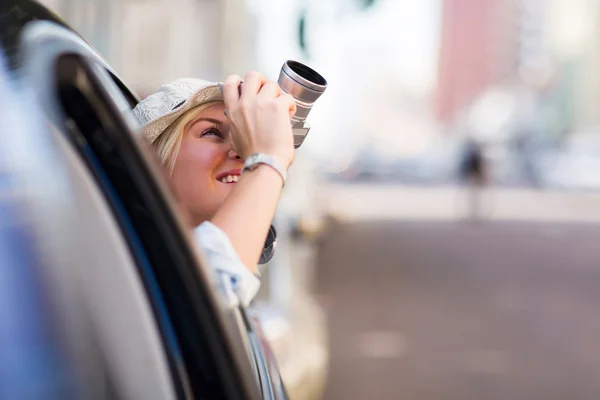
[200,124,224,139]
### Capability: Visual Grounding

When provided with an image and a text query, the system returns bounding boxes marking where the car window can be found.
[10,4,268,397]
[59,53,260,400]
[19,18,262,397]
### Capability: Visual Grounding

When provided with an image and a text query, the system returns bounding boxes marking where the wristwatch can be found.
[242,153,287,186]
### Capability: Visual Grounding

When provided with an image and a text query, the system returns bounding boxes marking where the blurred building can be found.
[40,0,226,94]
[436,0,600,137]
[435,0,521,125]
[544,0,600,131]
[39,0,336,95]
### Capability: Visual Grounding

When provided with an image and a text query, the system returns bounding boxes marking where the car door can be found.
[1,2,266,399]
[18,22,262,400]
[3,1,292,398]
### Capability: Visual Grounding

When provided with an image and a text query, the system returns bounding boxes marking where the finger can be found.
[277,93,297,119]
[222,74,242,111]
[219,80,244,97]
[240,71,268,99]
[257,81,282,99]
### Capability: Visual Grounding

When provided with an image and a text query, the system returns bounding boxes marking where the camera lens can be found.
[286,61,327,86]
[278,60,327,120]
[277,60,327,148]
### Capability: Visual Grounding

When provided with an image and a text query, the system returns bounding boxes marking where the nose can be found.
[228,148,241,160]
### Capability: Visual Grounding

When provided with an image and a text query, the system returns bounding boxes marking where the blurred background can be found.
[35,0,600,398]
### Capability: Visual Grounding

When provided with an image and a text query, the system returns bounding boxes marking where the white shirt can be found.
[193,221,261,307]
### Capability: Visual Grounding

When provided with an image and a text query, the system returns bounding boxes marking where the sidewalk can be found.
[320,183,600,223]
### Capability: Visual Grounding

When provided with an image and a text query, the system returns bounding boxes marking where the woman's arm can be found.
[210,166,283,273]
[210,71,296,272]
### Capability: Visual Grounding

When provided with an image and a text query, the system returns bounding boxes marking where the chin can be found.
[220,184,236,195]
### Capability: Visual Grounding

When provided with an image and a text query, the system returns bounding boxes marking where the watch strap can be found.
[242,153,287,186]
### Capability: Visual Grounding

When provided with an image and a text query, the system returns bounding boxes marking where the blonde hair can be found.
[152,101,222,173]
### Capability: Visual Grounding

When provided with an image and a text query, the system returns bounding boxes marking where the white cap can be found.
[133,78,223,143]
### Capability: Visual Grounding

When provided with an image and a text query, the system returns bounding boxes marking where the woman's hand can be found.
[222,71,297,169]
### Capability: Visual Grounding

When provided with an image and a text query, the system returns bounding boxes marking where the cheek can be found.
[174,141,229,222]
[176,140,222,178]
[171,139,227,207]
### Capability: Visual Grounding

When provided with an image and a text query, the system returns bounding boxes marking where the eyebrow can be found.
[187,117,223,130]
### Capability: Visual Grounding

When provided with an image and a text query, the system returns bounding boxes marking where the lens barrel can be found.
[278,60,327,129]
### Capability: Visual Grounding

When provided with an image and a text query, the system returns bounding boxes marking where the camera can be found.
[277,60,328,148]
[225,61,328,149]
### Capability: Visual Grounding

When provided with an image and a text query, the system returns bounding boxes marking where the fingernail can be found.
[218,83,223,94]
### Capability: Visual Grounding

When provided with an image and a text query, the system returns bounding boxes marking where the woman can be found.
[133,72,296,305]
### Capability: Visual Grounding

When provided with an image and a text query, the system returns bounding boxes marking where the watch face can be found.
[243,155,256,171]
[244,154,262,170]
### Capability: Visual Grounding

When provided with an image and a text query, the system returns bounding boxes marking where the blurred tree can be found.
[361,0,376,9]
[297,8,308,58]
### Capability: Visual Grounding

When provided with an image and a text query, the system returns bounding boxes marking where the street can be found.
[315,186,600,399]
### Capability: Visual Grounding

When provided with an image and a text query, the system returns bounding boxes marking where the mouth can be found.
[216,169,241,184]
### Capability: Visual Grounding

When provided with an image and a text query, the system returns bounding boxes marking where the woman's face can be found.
[171,102,243,226]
